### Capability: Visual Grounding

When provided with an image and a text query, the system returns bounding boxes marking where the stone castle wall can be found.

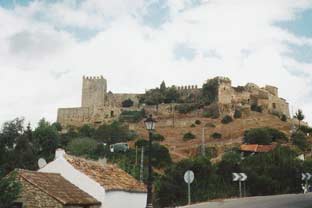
[57,75,290,127]
[107,93,141,107]
[215,77,290,117]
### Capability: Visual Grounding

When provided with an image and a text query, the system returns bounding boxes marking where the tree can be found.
[243,128,272,145]
[0,118,36,174]
[67,138,98,158]
[292,131,308,151]
[94,121,130,144]
[33,118,60,161]
[0,172,21,208]
[122,99,134,108]
[78,124,95,138]
[295,109,305,128]
[201,78,219,104]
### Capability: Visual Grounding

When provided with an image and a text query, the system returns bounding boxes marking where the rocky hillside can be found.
[131,111,293,161]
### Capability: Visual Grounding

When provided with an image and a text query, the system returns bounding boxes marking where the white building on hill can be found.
[39,149,147,208]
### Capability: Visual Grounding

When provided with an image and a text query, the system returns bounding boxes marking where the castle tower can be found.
[81,76,107,107]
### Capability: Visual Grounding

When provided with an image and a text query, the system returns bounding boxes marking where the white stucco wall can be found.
[105,191,147,208]
[38,150,147,208]
[39,156,107,207]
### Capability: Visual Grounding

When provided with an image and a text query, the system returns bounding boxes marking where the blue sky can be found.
[0,0,312,124]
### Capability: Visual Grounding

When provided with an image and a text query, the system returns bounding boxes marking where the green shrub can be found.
[67,138,98,157]
[122,99,134,107]
[203,103,220,119]
[135,139,148,147]
[265,127,288,142]
[119,109,145,122]
[243,128,272,145]
[176,103,199,114]
[292,131,308,150]
[251,104,262,112]
[221,115,233,124]
[281,114,287,122]
[190,124,196,128]
[299,125,312,134]
[183,132,196,141]
[211,132,222,139]
[152,133,165,142]
[195,120,201,125]
[243,127,288,145]
[233,110,242,119]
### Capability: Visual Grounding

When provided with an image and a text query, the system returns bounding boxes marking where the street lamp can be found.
[144,114,156,208]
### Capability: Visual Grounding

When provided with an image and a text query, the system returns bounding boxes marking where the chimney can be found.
[55,148,66,159]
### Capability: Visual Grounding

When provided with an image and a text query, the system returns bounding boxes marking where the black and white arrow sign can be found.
[302,173,312,181]
[233,173,248,181]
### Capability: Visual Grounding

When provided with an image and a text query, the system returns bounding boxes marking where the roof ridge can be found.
[18,171,68,205]
[18,169,100,206]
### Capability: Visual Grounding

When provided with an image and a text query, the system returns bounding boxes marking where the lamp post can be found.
[144,115,156,208]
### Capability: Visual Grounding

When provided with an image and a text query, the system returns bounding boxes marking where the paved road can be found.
[180,193,312,208]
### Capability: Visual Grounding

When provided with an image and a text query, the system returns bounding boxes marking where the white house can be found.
[39,149,147,208]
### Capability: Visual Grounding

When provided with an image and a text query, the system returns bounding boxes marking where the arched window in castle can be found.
[272,103,276,109]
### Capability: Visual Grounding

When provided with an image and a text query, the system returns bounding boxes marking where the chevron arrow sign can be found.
[232,173,248,181]
[302,173,312,181]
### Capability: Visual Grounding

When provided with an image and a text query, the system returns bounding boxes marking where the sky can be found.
[0,0,312,125]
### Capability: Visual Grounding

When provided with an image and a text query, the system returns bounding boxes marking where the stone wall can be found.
[57,106,123,127]
[215,77,290,117]
[17,177,63,208]
[107,93,141,107]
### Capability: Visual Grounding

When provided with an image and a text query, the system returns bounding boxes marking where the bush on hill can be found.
[121,99,134,108]
[221,115,233,124]
[211,132,222,139]
[183,132,196,141]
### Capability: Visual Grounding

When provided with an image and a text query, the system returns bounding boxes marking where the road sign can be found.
[302,173,312,181]
[184,170,195,184]
[232,173,248,181]
[184,170,194,205]
[233,173,248,198]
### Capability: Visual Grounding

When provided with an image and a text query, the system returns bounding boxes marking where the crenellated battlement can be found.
[83,75,105,80]
[177,85,199,90]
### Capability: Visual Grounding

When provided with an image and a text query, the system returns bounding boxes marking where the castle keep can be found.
[57,76,290,127]
[57,76,141,127]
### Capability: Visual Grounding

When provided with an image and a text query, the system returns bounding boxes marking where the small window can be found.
[272,103,276,109]
[110,111,114,117]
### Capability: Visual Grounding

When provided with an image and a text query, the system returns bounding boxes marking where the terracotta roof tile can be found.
[17,169,101,206]
[65,155,147,193]
[240,144,276,153]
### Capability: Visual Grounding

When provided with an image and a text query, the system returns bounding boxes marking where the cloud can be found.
[0,0,312,125]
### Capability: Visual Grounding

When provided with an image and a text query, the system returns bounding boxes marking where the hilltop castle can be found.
[57,76,141,127]
[57,76,290,127]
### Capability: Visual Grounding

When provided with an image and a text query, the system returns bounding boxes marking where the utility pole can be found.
[171,101,175,128]
[239,180,242,198]
[140,147,144,182]
[201,127,206,156]
[135,146,138,166]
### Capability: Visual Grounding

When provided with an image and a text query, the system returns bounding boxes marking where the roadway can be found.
[180,193,312,208]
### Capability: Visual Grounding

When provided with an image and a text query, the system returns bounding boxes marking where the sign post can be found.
[302,173,311,194]
[233,173,247,197]
[184,170,195,205]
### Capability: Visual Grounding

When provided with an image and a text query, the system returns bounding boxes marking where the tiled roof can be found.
[17,169,101,206]
[240,144,276,153]
[65,155,147,193]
